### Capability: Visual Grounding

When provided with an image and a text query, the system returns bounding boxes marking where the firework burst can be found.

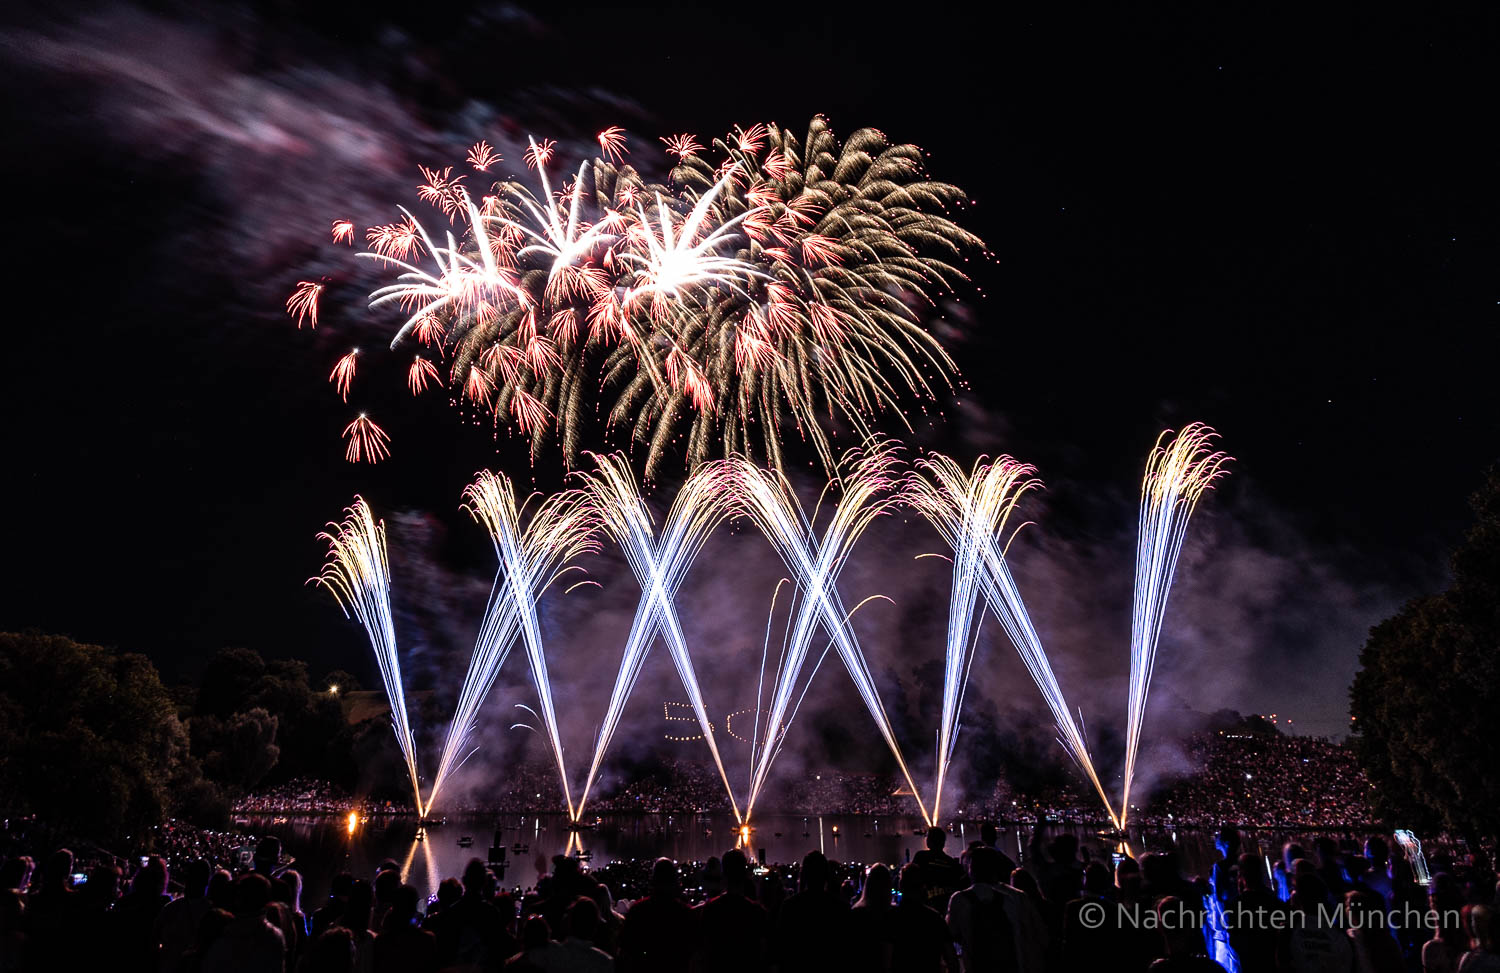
[300,118,981,472]
[342,414,391,464]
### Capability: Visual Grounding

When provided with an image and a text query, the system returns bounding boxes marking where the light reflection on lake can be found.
[244,813,1233,907]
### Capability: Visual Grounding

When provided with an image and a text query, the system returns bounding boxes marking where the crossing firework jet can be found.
[432,470,601,818]
[311,498,423,813]
[728,441,930,824]
[294,118,982,474]
[1120,423,1230,827]
[905,453,1119,827]
[570,453,742,821]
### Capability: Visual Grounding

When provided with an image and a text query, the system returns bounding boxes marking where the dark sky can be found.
[1,1,1496,746]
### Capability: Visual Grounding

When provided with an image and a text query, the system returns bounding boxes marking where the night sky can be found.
[2,2,1497,748]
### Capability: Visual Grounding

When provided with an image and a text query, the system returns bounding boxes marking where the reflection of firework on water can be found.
[295,119,982,474]
[311,498,422,813]
[1120,423,1230,827]
[425,470,598,818]
[905,453,1118,827]
[728,441,930,825]
[571,453,742,822]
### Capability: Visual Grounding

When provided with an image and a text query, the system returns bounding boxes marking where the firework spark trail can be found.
[1120,423,1230,826]
[571,454,743,822]
[443,470,600,819]
[311,498,422,812]
[905,454,1119,825]
[729,442,931,825]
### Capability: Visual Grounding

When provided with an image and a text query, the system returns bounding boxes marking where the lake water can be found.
[243,812,1239,907]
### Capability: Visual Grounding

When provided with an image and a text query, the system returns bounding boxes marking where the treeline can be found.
[1351,464,1500,847]
[0,634,372,845]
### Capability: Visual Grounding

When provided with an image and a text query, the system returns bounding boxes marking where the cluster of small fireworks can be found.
[310,499,422,812]
[1120,422,1230,826]
[290,119,983,475]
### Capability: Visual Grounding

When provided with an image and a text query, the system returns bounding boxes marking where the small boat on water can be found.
[457,836,474,847]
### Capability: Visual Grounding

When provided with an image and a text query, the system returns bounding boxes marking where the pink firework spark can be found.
[407,355,439,395]
[510,389,551,435]
[331,220,355,245]
[761,150,792,181]
[660,134,703,161]
[597,126,627,163]
[365,218,423,260]
[463,366,494,406]
[286,281,323,329]
[342,414,391,464]
[467,140,501,172]
[733,123,767,154]
[329,349,359,402]
[800,234,842,266]
[524,139,556,170]
[417,165,466,220]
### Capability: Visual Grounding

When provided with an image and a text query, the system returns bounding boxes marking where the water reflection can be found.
[246,812,1228,908]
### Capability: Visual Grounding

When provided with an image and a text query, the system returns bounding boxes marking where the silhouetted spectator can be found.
[914,828,966,909]
[947,845,1045,973]
[617,859,694,973]
[203,873,286,973]
[372,884,435,973]
[1148,895,1226,972]
[775,850,846,973]
[158,859,216,973]
[697,849,769,973]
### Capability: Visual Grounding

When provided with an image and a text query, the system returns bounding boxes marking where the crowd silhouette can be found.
[3,824,1497,972]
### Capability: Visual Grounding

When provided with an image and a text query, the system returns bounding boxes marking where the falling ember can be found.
[342,414,391,464]
[407,356,439,395]
[286,281,323,329]
[329,349,359,402]
[331,220,355,245]
[466,140,501,172]
[597,126,627,163]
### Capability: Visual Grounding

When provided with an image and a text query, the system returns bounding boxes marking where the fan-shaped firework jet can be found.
[297,119,982,474]
[729,442,930,824]
[570,454,742,822]
[905,455,1119,827]
[450,471,601,819]
[311,499,423,812]
[1120,423,1230,827]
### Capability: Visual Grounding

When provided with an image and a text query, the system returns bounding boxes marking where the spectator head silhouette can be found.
[435,877,462,910]
[858,863,892,908]
[233,873,273,918]
[967,846,1003,885]
[181,859,212,898]
[980,823,998,847]
[898,863,925,902]
[567,895,601,940]
[44,849,73,890]
[1082,862,1112,896]
[303,927,355,973]
[800,850,829,893]
[702,856,724,897]
[1466,904,1494,952]
[253,836,282,875]
[650,857,679,894]
[1237,853,1266,891]
[134,855,168,897]
[925,827,947,852]
[462,858,492,898]
[722,849,750,895]
[1365,836,1389,867]
[520,915,550,950]
[0,856,34,892]
[1048,833,1079,863]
